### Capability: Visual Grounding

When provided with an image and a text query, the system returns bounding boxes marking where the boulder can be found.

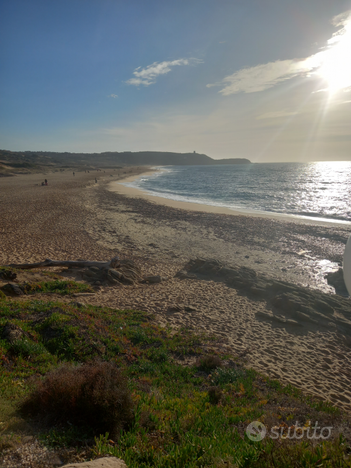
[177,257,351,334]
[107,269,123,281]
[1,283,24,296]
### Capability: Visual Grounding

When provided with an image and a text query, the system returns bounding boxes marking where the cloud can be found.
[108,94,118,98]
[207,59,317,95]
[207,9,351,95]
[126,58,202,86]
[256,110,298,120]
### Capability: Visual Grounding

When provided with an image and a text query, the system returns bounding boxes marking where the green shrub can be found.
[197,355,222,372]
[147,347,168,363]
[208,386,222,405]
[10,339,48,358]
[211,367,246,385]
[19,361,134,437]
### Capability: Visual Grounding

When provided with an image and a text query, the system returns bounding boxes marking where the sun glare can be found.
[317,15,351,94]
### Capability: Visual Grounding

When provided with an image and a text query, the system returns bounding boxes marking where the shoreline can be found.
[110,170,351,228]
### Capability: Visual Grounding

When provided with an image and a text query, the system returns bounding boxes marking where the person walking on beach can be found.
[45,179,48,185]
[73,172,75,176]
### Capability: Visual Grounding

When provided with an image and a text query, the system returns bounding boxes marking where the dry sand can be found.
[1,167,351,412]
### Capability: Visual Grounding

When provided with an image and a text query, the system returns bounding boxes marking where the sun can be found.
[317,17,351,94]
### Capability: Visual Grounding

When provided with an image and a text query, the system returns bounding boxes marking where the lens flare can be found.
[317,13,351,94]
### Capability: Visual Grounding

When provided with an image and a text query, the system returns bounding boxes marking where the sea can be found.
[123,161,351,224]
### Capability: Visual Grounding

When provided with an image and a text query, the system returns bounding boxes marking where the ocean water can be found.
[123,162,351,223]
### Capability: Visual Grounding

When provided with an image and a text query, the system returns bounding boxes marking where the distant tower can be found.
[193,151,196,153]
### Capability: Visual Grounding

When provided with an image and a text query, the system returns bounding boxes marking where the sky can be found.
[1,0,351,162]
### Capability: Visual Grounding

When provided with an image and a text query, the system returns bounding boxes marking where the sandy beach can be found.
[1,168,351,412]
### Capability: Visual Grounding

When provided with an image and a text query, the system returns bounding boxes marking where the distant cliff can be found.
[0,149,251,172]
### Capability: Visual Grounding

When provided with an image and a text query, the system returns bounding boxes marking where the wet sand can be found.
[1,168,351,411]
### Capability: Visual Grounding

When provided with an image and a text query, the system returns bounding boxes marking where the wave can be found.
[123,163,351,224]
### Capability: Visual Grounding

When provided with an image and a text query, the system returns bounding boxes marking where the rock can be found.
[89,267,102,273]
[256,311,274,320]
[175,270,197,280]
[82,269,97,278]
[249,286,266,297]
[69,301,84,308]
[144,275,164,284]
[107,269,123,281]
[62,458,127,468]
[1,283,24,296]
[184,305,197,312]
[45,452,63,466]
[0,269,17,281]
[293,311,318,324]
[1,322,25,343]
[271,293,303,313]
[177,257,351,334]
[326,268,348,296]
[110,257,120,268]
[167,305,182,313]
[285,319,302,326]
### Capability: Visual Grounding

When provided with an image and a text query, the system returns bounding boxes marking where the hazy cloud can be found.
[256,110,298,120]
[208,9,351,95]
[207,59,317,95]
[126,58,202,86]
[108,94,118,98]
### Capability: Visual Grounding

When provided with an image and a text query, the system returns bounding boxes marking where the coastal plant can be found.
[10,338,48,358]
[208,386,223,405]
[1,299,351,467]
[211,367,246,385]
[250,436,351,467]
[147,347,168,363]
[22,280,93,295]
[197,355,222,372]
[19,361,134,436]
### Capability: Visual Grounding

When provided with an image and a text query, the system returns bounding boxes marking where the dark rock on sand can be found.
[177,258,351,335]
[143,275,166,284]
[1,283,24,296]
[80,259,141,286]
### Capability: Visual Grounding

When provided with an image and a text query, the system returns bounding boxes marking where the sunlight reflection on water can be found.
[127,162,351,223]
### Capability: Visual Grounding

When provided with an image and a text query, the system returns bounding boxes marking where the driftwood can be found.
[6,257,120,270]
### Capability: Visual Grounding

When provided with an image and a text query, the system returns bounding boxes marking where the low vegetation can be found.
[21,279,93,295]
[20,361,134,437]
[0,296,350,467]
